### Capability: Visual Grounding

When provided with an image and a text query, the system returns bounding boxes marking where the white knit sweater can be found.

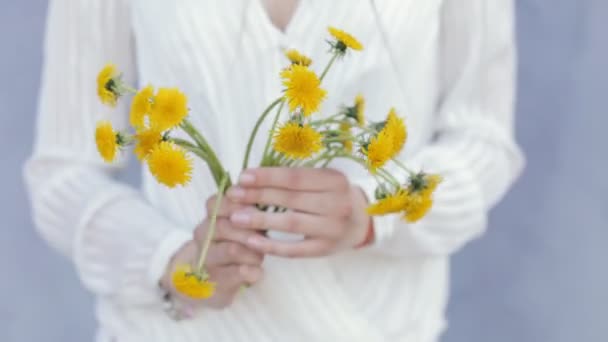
[25,0,523,341]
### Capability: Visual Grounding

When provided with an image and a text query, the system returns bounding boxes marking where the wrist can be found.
[158,235,194,292]
[150,230,192,291]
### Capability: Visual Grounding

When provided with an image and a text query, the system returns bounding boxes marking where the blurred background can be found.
[1,1,606,341]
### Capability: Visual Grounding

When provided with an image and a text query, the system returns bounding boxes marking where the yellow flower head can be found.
[134,128,162,160]
[172,264,216,299]
[150,88,189,131]
[285,49,312,67]
[363,130,393,172]
[130,85,155,129]
[408,172,443,195]
[281,65,327,116]
[402,192,433,223]
[344,94,366,126]
[328,26,364,54]
[95,121,120,162]
[147,141,193,187]
[274,122,323,159]
[97,64,122,107]
[366,190,407,216]
[339,122,353,153]
[400,172,443,222]
[385,108,407,158]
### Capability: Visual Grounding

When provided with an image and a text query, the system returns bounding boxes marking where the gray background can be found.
[1,1,606,341]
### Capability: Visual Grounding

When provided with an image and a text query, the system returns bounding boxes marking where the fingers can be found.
[205,241,264,266]
[205,193,247,218]
[227,186,351,215]
[245,235,334,258]
[193,218,263,245]
[230,208,345,239]
[238,167,350,192]
[208,264,264,288]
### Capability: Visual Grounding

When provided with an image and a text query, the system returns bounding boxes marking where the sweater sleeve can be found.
[23,0,191,305]
[356,0,524,257]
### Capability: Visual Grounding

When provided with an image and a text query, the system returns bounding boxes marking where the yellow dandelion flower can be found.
[274,122,323,159]
[172,264,216,299]
[95,121,120,162]
[339,122,353,153]
[130,85,154,129]
[399,172,442,222]
[364,131,393,171]
[147,141,193,187]
[285,49,312,67]
[385,108,407,157]
[403,192,433,223]
[134,129,162,160]
[408,172,443,195]
[343,94,366,126]
[366,190,408,216]
[97,64,121,107]
[281,65,327,116]
[328,26,364,53]
[150,88,189,131]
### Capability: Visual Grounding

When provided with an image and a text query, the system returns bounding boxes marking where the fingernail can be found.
[231,212,251,224]
[247,236,264,247]
[239,171,256,185]
[228,187,246,199]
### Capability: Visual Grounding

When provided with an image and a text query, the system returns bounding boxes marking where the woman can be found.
[25,0,523,341]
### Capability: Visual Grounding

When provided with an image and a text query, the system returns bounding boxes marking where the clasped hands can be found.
[162,168,372,309]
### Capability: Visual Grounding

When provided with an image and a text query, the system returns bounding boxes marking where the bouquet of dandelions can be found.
[94,27,442,300]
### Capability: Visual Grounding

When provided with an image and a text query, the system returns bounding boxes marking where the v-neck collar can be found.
[251,0,308,43]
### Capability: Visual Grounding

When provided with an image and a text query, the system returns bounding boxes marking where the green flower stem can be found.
[171,138,210,161]
[123,85,138,94]
[319,53,339,81]
[180,119,212,154]
[310,118,346,127]
[242,97,283,170]
[196,174,229,273]
[115,80,137,95]
[377,168,401,186]
[261,100,285,166]
[309,113,344,126]
[333,152,400,187]
[326,112,344,120]
[263,149,279,166]
[171,137,207,155]
[376,171,399,187]
[356,127,379,136]
[180,119,227,187]
[322,135,357,144]
[303,151,333,167]
[277,152,289,166]
[372,172,385,186]
[321,155,334,168]
[392,157,416,176]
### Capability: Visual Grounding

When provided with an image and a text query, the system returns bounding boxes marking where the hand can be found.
[161,195,265,309]
[225,168,372,258]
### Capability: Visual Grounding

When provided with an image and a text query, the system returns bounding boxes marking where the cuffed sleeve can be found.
[359,0,524,257]
[23,0,189,305]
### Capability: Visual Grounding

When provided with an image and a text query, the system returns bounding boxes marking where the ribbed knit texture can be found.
[24,1,524,341]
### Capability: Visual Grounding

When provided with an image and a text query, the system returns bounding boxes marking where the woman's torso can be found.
[98,1,448,341]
